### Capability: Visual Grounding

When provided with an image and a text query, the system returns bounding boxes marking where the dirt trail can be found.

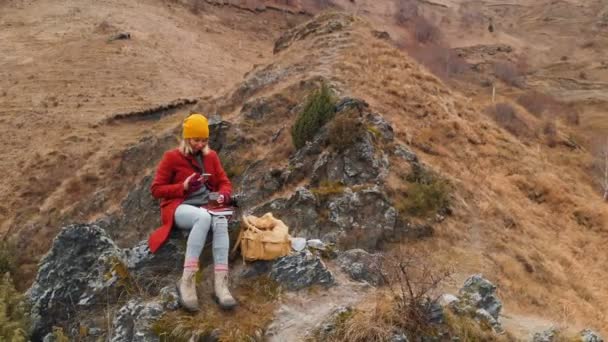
[265,266,371,341]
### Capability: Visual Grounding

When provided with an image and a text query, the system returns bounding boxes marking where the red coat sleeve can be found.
[151,151,186,199]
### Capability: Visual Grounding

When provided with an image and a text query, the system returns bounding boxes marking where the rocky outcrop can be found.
[26,224,186,340]
[27,224,126,340]
[442,274,504,334]
[287,98,393,187]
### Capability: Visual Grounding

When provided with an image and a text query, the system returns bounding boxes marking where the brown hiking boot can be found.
[177,269,199,312]
[214,270,237,310]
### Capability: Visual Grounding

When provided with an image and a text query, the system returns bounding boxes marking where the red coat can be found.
[148,147,232,253]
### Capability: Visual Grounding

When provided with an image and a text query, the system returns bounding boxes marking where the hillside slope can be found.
[194,11,608,333]
[0,0,309,284]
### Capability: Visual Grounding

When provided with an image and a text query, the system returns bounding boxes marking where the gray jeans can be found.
[174,204,229,267]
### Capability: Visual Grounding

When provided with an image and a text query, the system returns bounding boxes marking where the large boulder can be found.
[270,251,335,291]
[27,224,126,340]
[253,187,320,238]
[327,186,397,249]
[337,249,385,286]
[27,223,187,340]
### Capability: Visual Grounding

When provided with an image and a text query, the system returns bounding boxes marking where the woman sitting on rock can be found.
[148,113,236,311]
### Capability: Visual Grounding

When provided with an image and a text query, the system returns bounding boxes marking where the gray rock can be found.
[337,249,384,286]
[311,133,390,186]
[328,186,397,250]
[532,326,559,342]
[253,187,320,238]
[366,112,394,141]
[159,285,180,311]
[238,161,288,208]
[270,251,335,290]
[459,274,502,319]
[27,224,125,340]
[581,329,604,342]
[394,144,418,163]
[475,308,503,334]
[126,238,184,294]
[111,299,164,342]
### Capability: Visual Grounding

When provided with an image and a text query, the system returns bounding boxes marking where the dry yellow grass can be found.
[236,12,608,333]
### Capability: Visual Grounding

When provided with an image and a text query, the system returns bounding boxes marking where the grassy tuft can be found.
[311,180,345,201]
[0,273,30,341]
[328,112,365,151]
[153,275,281,341]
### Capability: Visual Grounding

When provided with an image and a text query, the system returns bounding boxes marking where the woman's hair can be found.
[178,139,194,155]
[178,139,209,155]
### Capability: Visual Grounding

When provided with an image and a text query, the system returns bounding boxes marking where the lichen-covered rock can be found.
[111,299,164,342]
[394,144,418,163]
[253,187,320,237]
[580,329,604,342]
[159,285,180,311]
[337,249,384,286]
[126,238,184,293]
[27,224,125,340]
[533,327,559,342]
[270,251,334,290]
[328,186,397,249]
[458,274,502,320]
[475,308,504,334]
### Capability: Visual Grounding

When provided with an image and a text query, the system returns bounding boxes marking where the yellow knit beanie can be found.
[183,114,209,139]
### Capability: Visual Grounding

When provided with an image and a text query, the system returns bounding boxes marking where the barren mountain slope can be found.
[195,12,608,333]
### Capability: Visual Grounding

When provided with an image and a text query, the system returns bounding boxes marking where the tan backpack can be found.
[231,213,291,262]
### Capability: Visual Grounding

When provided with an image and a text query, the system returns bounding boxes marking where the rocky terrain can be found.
[1,0,608,341]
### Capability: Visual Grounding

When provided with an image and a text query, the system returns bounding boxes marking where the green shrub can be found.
[399,165,450,217]
[291,83,336,149]
[0,273,29,341]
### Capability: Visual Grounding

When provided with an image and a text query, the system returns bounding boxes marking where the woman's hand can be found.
[183,173,202,192]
